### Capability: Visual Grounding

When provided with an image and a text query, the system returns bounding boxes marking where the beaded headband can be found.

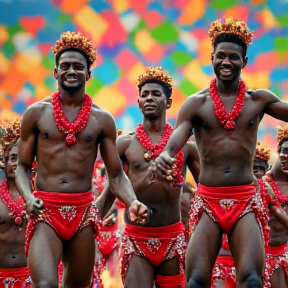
[208,17,253,46]
[255,142,270,162]
[137,66,173,91]
[277,124,288,146]
[52,31,97,65]
[0,118,21,156]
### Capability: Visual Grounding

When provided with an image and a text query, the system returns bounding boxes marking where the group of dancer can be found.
[1,16,288,288]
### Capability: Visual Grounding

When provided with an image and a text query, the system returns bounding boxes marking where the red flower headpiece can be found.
[52,31,97,65]
[277,123,288,147]
[208,17,253,46]
[0,118,21,156]
[137,66,173,91]
[255,142,270,162]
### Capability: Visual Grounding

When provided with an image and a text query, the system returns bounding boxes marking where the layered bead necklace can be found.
[210,78,246,131]
[266,174,288,205]
[0,181,26,226]
[52,92,92,146]
[136,123,184,186]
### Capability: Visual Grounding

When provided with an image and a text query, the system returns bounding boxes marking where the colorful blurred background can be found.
[1,1,288,286]
[0,0,288,154]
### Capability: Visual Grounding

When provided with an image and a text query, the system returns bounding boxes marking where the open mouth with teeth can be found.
[220,68,232,76]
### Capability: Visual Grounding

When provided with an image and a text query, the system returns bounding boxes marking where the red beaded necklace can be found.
[0,181,26,226]
[266,174,288,204]
[136,123,184,186]
[210,78,246,131]
[52,92,93,146]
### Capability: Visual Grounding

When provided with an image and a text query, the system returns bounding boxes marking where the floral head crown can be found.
[255,142,270,162]
[208,17,253,46]
[136,66,173,91]
[277,124,288,146]
[52,31,97,65]
[0,118,21,156]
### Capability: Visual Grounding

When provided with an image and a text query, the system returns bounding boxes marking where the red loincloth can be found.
[0,267,31,288]
[94,222,121,281]
[120,222,187,283]
[211,255,236,288]
[25,190,99,256]
[189,183,269,245]
[262,243,288,288]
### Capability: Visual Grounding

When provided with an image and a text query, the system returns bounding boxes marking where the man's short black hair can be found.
[213,33,247,58]
[138,79,172,99]
[55,48,92,69]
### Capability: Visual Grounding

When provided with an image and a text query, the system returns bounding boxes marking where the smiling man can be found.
[15,31,148,288]
[156,18,288,288]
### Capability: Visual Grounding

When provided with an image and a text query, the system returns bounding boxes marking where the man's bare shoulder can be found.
[186,87,209,103]
[116,131,135,157]
[117,132,134,151]
[248,88,280,102]
[23,97,52,122]
[91,104,115,124]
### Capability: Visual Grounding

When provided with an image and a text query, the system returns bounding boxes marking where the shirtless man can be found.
[98,66,200,288]
[156,18,288,288]
[0,119,32,287]
[260,124,288,288]
[15,31,148,288]
[211,143,271,288]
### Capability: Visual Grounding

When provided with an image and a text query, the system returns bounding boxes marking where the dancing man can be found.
[15,31,148,288]
[156,17,288,288]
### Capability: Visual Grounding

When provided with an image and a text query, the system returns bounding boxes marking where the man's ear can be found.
[87,71,91,81]
[242,56,248,69]
[166,98,172,109]
[54,68,58,79]
[211,53,214,61]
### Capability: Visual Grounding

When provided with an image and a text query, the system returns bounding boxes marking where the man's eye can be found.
[216,54,225,59]
[229,55,240,61]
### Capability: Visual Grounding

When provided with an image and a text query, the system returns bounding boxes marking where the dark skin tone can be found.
[15,50,148,288]
[180,181,195,233]
[264,141,288,288]
[214,156,269,288]
[97,83,200,288]
[157,41,288,288]
[0,145,28,269]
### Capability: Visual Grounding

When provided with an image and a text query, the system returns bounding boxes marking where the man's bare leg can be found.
[229,213,264,288]
[28,223,63,288]
[124,255,154,288]
[186,213,223,288]
[270,267,287,288]
[62,225,95,288]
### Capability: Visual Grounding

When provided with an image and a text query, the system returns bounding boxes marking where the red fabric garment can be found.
[94,222,121,281]
[262,243,288,288]
[25,190,99,256]
[0,267,31,288]
[121,222,187,283]
[155,274,185,288]
[211,255,236,288]
[222,234,230,250]
[196,184,256,232]
[189,183,269,247]
[97,222,120,258]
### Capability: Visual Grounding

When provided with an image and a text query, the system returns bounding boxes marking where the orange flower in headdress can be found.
[52,31,97,65]
[255,142,270,162]
[0,118,21,156]
[137,66,173,91]
[208,17,253,46]
[277,123,288,147]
